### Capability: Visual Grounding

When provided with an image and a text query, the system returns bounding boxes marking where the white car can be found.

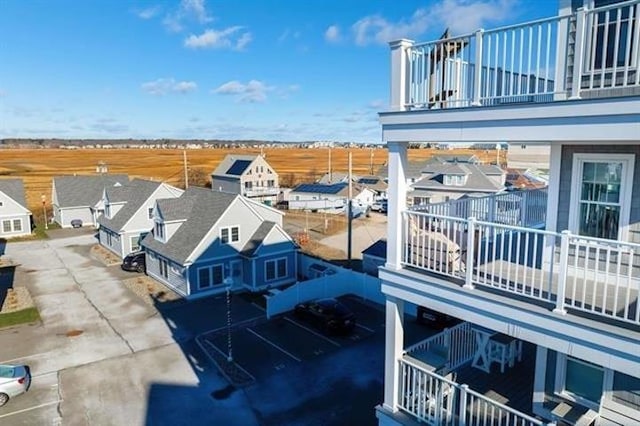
[0,364,31,407]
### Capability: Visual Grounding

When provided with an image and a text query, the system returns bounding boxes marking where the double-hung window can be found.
[155,222,165,240]
[265,258,287,281]
[220,226,240,244]
[159,259,169,278]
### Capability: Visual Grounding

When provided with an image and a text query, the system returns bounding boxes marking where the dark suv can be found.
[294,298,356,335]
[121,251,146,273]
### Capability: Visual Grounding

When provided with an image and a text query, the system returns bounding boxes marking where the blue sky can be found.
[0,0,558,143]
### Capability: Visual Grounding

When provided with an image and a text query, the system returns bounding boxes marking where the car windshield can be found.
[0,365,15,378]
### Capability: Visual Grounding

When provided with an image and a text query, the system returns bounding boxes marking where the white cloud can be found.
[136,6,161,20]
[141,78,198,95]
[368,99,384,109]
[184,27,252,50]
[163,0,212,32]
[352,0,516,46]
[324,25,341,43]
[213,80,273,103]
[278,29,300,43]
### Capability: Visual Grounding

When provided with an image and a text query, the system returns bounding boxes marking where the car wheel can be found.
[136,264,144,273]
[0,393,9,407]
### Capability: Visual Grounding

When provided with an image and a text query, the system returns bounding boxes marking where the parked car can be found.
[70,219,83,228]
[0,364,30,407]
[294,298,356,335]
[416,305,461,330]
[121,251,146,273]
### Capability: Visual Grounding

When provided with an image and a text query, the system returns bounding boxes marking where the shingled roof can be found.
[97,179,165,232]
[0,179,28,209]
[53,175,129,208]
[142,187,239,264]
[241,221,277,257]
[212,154,260,178]
[412,163,504,192]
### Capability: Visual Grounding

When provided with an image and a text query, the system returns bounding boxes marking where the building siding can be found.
[556,145,640,244]
[59,207,94,228]
[253,251,297,289]
[145,251,188,297]
[211,176,241,195]
[99,227,123,257]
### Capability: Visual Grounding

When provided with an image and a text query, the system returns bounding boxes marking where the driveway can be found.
[319,213,387,260]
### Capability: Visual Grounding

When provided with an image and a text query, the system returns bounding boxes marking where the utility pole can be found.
[328,148,332,183]
[183,150,188,189]
[347,152,353,269]
[41,194,48,230]
[370,147,374,175]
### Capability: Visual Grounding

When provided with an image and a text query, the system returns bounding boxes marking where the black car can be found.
[416,306,461,330]
[294,298,356,335]
[70,219,83,228]
[121,251,146,273]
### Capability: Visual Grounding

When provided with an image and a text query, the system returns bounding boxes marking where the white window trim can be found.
[568,153,635,241]
[197,264,225,290]
[264,257,288,282]
[554,353,608,411]
[159,258,169,279]
[220,225,240,244]
[130,235,140,252]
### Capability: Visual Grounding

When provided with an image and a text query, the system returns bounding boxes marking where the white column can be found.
[554,0,573,100]
[532,346,548,415]
[543,144,562,274]
[386,142,408,270]
[383,295,405,412]
[389,39,414,112]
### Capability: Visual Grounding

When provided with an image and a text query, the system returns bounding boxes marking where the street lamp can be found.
[41,194,48,230]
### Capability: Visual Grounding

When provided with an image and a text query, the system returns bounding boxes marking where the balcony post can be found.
[464,217,476,289]
[520,190,529,226]
[459,384,469,424]
[570,8,587,99]
[386,142,408,270]
[472,29,484,106]
[553,230,571,315]
[383,296,405,412]
[389,39,414,111]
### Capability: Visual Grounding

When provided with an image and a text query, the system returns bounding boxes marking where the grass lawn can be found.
[9,222,61,242]
[0,307,41,329]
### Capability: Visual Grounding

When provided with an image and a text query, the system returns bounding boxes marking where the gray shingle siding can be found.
[145,250,188,297]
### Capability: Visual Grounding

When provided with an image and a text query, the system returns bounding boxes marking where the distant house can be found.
[288,182,376,213]
[211,154,279,205]
[410,162,505,205]
[0,179,32,238]
[356,175,388,200]
[362,239,387,277]
[97,179,183,258]
[52,175,129,228]
[141,187,298,298]
[317,172,359,184]
[505,168,548,190]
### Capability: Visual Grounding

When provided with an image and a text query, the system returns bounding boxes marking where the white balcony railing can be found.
[398,0,640,110]
[411,188,548,228]
[399,358,549,425]
[403,211,640,326]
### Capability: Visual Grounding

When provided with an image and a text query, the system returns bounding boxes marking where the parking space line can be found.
[245,328,302,362]
[251,303,265,312]
[0,400,60,419]
[283,317,341,347]
[356,323,375,333]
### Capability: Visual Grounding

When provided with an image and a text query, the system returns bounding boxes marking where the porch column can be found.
[532,346,548,415]
[543,144,562,272]
[389,39,413,112]
[554,0,573,101]
[383,295,405,412]
[386,142,408,270]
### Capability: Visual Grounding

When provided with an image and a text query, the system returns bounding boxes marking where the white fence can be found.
[404,322,477,373]
[265,255,386,318]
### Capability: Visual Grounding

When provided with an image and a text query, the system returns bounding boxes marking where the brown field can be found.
[0,147,505,213]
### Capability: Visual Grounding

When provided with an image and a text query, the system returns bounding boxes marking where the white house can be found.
[0,179,32,239]
[97,178,183,258]
[376,1,640,425]
[288,182,376,213]
[211,154,280,205]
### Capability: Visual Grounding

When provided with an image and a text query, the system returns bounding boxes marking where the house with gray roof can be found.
[141,187,298,298]
[0,179,32,238]
[287,182,376,213]
[97,178,183,258]
[211,154,279,205]
[410,162,505,205]
[52,174,129,228]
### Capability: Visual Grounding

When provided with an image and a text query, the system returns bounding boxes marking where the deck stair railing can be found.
[411,187,548,228]
[402,0,640,110]
[399,357,553,425]
[404,321,477,373]
[402,210,640,326]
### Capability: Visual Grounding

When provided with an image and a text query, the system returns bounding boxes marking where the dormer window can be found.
[444,175,466,186]
[148,207,154,219]
[105,204,111,218]
[221,226,240,244]
[155,221,165,240]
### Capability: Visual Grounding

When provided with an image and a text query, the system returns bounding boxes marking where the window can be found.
[105,204,111,218]
[159,259,169,278]
[220,226,239,244]
[0,201,3,206]
[131,236,140,252]
[2,220,11,233]
[106,232,112,246]
[212,265,224,285]
[267,180,275,187]
[564,357,604,405]
[570,154,634,240]
[155,222,165,240]
[611,371,640,411]
[245,181,252,190]
[198,267,211,289]
[265,258,287,281]
[148,207,154,219]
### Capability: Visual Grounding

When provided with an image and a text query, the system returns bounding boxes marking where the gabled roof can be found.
[241,221,277,257]
[0,179,28,209]
[412,163,504,192]
[53,174,129,208]
[212,154,261,178]
[362,239,387,259]
[427,154,479,164]
[357,175,388,192]
[317,172,359,184]
[142,187,238,264]
[97,179,165,231]
[377,160,431,180]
